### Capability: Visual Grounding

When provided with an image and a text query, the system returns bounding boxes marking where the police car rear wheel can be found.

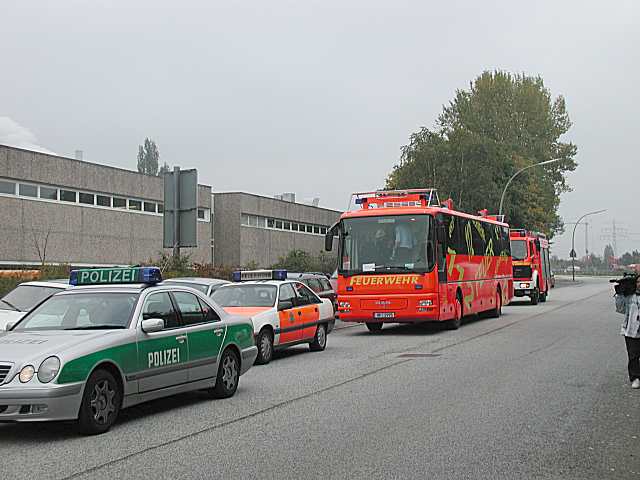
[255,329,274,365]
[209,349,240,399]
[309,323,327,351]
[77,369,121,435]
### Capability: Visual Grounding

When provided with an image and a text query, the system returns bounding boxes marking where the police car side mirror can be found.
[141,318,165,333]
[5,322,15,331]
[278,300,294,311]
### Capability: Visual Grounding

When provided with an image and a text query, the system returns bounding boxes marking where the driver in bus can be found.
[392,221,415,265]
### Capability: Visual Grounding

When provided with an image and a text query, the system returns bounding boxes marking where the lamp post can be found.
[571,209,607,281]
[498,158,563,218]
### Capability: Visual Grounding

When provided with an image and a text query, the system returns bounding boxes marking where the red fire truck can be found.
[509,229,552,305]
[325,189,513,332]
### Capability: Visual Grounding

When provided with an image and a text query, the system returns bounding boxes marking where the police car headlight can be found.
[38,356,61,383]
[19,365,35,383]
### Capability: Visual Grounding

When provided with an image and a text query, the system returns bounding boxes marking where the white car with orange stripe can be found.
[210,270,334,365]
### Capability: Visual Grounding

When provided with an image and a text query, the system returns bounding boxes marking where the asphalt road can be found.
[1,277,638,479]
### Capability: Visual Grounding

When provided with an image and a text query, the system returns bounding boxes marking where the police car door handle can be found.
[175,335,187,343]
[213,328,224,336]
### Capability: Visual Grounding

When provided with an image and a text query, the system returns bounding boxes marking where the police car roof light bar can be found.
[232,269,288,282]
[69,266,163,286]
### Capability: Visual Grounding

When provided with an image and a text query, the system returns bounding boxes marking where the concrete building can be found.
[213,192,340,267]
[0,145,212,266]
[0,145,341,268]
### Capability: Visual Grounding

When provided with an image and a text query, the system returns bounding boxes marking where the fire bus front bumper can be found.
[336,294,439,323]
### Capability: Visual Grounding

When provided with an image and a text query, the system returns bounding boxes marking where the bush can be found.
[271,249,337,274]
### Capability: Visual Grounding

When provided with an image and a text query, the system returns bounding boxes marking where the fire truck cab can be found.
[509,229,552,305]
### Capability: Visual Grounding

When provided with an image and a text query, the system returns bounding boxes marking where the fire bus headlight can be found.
[418,300,433,307]
[519,283,530,289]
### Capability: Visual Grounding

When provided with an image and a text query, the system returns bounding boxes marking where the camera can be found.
[610,272,639,296]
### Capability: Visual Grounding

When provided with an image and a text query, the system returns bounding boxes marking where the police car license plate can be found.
[374,312,395,319]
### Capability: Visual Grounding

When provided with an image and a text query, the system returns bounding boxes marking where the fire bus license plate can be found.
[374,312,395,319]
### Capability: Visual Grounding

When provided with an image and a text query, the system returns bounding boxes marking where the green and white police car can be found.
[0,267,258,435]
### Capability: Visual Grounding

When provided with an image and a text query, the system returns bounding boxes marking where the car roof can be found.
[162,277,230,286]
[18,280,69,288]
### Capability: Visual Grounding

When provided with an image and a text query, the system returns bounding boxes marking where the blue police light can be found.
[140,267,163,284]
[272,269,287,281]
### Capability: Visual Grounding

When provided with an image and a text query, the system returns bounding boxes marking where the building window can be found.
[40,186,58,200]
[157,203,164,213]
[291,223,299,232]
[267,218,275,228]
[0,180,15,195]
[96,195,111,207]
[275,220,283,229]
[128,199,142,211]
[197,209,205,220]
[320,227,327,235]
[241,214,250,226]
[113,197,127,209]
[144,201,156,213]
[19,184,38,198]
[60,190,77,202]
[313,226,320,234]
[256,216,265,228]
[306,225,313,233]
[79,192,95,205]
[283,221,291,230]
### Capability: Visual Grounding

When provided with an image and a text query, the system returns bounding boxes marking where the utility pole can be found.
[602,219,629,259]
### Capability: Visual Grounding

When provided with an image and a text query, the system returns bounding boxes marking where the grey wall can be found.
[213,192,340,268]
[0,145,212,265]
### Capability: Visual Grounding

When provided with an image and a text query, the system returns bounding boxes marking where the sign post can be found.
[163,167,198,259]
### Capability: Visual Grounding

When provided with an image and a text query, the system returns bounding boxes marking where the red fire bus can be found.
[509,229,552,304]
[325,189,513,332]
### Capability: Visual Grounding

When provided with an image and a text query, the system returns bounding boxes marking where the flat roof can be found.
[213,191,341,214]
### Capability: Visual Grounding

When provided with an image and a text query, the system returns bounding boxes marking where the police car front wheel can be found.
[77,369,122,435]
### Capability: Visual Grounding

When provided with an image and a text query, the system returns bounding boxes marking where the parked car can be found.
[0,279,68,330]
[162,277,231,297]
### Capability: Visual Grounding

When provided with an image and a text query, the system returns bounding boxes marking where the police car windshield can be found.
[0,285,65,312]
[339,215,432,275]
[212,285,277,308]
[14,292,138,331]
[162,281,209,294]
[510,240,528,260]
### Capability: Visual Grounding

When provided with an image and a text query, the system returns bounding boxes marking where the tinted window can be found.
[96,195,111,207]
[144,201,156,213]
[15,293,137,331]
[197,297,221,322]
[79,192,94,205]
[60,190,77,202]
[0,180,15,195]
[40,186,58,200]
[113,197,127,208]
[19,184,38,197]
[173,291,206,326]
[129,200,142,211]
[1,285,64,312]
[142,292,179,329]
[471,220,485,256]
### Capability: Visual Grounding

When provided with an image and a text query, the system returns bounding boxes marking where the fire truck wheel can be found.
[540,289,548,302]
[365,322,383,333]
[530,287,540,305]
[446,297,463,330]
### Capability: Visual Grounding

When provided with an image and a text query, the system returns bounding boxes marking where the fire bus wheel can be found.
[488,290,502,318]
[445,297,463,330]
[530,287,540,305]
[365,322,383,333]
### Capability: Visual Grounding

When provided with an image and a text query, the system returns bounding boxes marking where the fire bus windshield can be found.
[339,215,433,275]
[510,239,528,260]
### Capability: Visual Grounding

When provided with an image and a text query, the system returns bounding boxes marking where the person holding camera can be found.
[614,275,640,389]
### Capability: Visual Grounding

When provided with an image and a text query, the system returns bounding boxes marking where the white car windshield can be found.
[212,285,277,307]
[14,292,139,331]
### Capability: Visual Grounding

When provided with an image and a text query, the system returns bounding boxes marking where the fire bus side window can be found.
[501,227,511,256]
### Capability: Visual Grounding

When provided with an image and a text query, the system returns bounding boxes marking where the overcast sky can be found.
[1,0,638,258]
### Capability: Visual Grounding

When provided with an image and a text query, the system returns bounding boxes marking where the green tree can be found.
[387,71,577,238]
[137,138,160,175]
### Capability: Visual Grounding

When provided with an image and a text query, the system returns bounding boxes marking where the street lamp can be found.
[498,158,563,218]
[571,209,607,281]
